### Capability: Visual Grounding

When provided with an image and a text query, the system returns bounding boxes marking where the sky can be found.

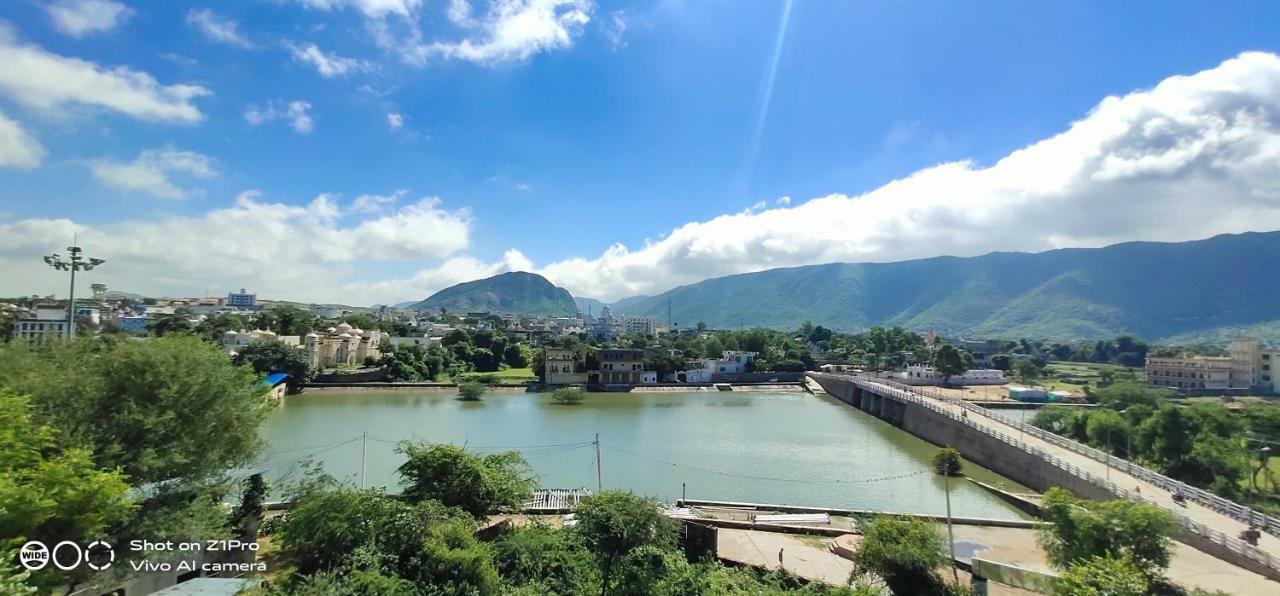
[1,0,1280,306]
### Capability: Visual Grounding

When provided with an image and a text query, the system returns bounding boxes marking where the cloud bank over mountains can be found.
[4,51,1280,306]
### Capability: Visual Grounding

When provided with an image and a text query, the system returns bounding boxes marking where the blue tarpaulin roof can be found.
[264,372,291,386]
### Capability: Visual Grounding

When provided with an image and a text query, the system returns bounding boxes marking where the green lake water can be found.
[259,390,1029,520]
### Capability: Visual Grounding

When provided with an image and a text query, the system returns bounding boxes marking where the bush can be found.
[1052,555,1148,596]
[551,387,586,405]
[458,381,487,401]
[852,516,950,596]
[396,443,536,517]
[930,447,963,477]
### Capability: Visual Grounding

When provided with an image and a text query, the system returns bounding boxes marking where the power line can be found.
[602,443,927,484]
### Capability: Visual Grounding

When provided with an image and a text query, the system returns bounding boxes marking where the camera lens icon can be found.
[19,541,49,571]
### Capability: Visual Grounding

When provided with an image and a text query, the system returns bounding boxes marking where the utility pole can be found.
[594,433,603,491]
[358,432,368,488]
[43,242,105,340]
[944,471,959,584]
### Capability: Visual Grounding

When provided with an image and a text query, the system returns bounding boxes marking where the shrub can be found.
[552,387,586,405]
[930,447,963,477]
[458,381,487,401]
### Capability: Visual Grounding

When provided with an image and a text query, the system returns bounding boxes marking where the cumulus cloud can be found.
[0,31,208,123]
[0,191,472,304]
[45,0,132,37]
[527,51,1280,300]
[0,110,45,169]
[245,100,314,133]
[87,147,215,199]
[186,9,253,49]
[286,41,370,77]
[295,0,594,66]
[387,112,403,130]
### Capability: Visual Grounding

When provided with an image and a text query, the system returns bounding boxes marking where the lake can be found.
[258,389,1028,520]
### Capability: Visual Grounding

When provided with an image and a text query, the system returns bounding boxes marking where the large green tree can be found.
[396,443,536,517]
[1037,488,1178,578]
[0,336,272,484]
[234,340,316,393]
[851,516,950,596]
[573,490,677,594]
[931,344,968,385]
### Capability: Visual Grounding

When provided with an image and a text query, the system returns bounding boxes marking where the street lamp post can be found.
[43,244,105,340]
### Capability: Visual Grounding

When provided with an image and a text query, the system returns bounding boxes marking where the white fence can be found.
[809,373,1280,574]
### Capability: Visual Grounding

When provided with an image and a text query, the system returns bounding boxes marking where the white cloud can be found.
[45,0,132,37]
[603,9,627,49]
[87,147,215,199]
[298,0,594,66]
[0,191,473,304]
[350,189,404,213]
[0,32,208,123]
[775,196,791,206]
[527,51,1280,300]
[245,100,315,133]
[0,110,45,169]
[286,41,370,77]
[408,0,593,65]
[386,112,403,130]
[186,9,253,49]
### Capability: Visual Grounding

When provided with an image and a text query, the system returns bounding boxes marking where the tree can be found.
[0,336,272,484]
[932,345,968,386]
[146,313,194,336]
[0,390,134,589]
[930,447,963,477]
[1037,488,1178,578]
[195,312,246,341]
[851,516,950,595]
[1084,409,1129,456]
[504,343,529,368]
[234,340,315,393]
[552,387,586,405]
[491,524,600,594]
[252,305,320,336]
[574,490,677,594]
[1014,359,1043,386]
[402,520,501,594]
[459,381,488,401]
[396,443,536,517]
[1052,556,1148,596]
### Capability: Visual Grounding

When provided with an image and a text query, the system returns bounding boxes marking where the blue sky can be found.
[2,1,1280,305]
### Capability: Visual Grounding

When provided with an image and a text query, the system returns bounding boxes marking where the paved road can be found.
[716,529,853,585]
[856,378,1280,561]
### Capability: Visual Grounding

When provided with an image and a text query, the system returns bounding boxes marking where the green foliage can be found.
[1015,359,1043,385]
[146,313,195,336]
[574,490,678,592]
[252,305,321,336]
[1093,382,1166,411]
[458,381,487,401]
[0,336,272,484]
[491,524,600,594]
[1037,488,1178,577]
[931,344,969,383]
[930,447,963,477]
[1052,555,1149,596]
[0,390,135,588]
[0,549,36,595]
[235,340,316,393]
[1084,409,1129,456]
[852,516,950,596]
[402,520,500,594]
[396,443,536,517]
[551,387,586,405]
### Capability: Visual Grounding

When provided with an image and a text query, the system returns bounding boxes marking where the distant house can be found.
[899,364,1005,385]
[12,305,71,344]
[545,347,587,385]
[220,329,302,356]
[593,348,650,384]
[227,288,257,309]
[114,315,151,333]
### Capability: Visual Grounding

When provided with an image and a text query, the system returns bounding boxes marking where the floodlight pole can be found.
[43,244,105,340]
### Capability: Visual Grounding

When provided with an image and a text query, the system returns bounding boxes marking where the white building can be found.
[12,305,71,344]
[1146,336,1278,392]
[220,329,302,355]
[304,322,383,368]
[670,351,759,382]
[899,364,1005,385]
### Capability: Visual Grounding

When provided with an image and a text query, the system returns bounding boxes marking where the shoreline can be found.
[299,381,808,393]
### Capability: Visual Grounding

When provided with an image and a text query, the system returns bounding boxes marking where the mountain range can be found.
[409,271,578,317]
[606,231,1280,342]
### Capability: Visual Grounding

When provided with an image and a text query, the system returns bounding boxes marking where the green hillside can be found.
[611,231,1280,342]
[410,272,578,316]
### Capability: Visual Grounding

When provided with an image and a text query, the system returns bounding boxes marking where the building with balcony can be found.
[594,348,650,384]
[544,347,588,385]
[1145,336,1278,392]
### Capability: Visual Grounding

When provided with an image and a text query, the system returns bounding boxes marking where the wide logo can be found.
[16,540,114,571]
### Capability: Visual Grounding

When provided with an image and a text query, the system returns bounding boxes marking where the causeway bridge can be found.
[808,372,1280,581]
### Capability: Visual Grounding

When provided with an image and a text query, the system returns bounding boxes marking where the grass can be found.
[1040,361,1143,393]
[448,367,539,383]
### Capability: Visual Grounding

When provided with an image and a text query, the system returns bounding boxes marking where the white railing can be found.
[809,373,1280,574]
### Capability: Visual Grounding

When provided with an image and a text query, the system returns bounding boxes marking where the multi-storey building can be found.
[12,305,71,344]
[303,322,383,368]
[227,288,257,309]
[594,348,650,384]
[220,328,302,355]
[622,316,656,336]
[1145,336,1277,392]
[544,347,588,385]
